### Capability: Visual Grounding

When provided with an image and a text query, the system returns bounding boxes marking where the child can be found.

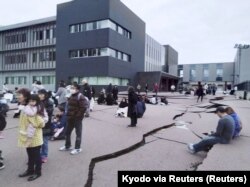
[18,94,47,181]
[51,106,67,140]
[20,96,48,147]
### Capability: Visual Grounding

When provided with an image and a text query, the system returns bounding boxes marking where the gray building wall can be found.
[164,45,178,76]
[56,0,145,86]
[0,18,56,91]
[145,34,165,72]
[234,48,250,84]
[180,62,234,85]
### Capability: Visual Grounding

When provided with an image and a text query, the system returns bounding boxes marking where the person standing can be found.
[82,80,91,117]
[59,83,88,155]
[17,89,46,181]
[55,81,67,109]
[145,83,148,95]
[187,107,234,154]
[112,85,119,105]
[0,105,7,169]
[38,89,54,163]
[137,84,141,95]
[170,84,175,93]
[2,83,9,94]
[127,86,138,127]
[196,84,204,102]
[154,83,159,96]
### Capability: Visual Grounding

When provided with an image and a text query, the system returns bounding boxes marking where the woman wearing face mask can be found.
[59,83,88,155]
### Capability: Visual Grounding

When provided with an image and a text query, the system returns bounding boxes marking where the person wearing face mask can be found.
[59,83,88,155]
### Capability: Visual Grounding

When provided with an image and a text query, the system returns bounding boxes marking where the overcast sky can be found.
[0,0,249,64]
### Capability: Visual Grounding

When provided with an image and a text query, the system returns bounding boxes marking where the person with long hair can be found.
[225,107,242,138]
[17,90,47,181]
[127,86,138,127]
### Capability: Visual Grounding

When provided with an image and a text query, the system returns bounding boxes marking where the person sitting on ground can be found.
[116,98,128,118]
[97,90,106,105]
[51,106,67,140]
[119,97,128,108]
[136,96,146,118]
[225,107,242,138]
[106,93,114,105]
[187,106,235,154]
[160,97,168,105]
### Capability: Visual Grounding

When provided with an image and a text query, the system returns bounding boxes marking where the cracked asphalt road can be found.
[1,93,249,187]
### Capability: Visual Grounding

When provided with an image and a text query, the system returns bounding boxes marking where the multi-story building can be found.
[178,62,234,91]
[234,46,250,85]
[0,17,56,91]
[0,0,179,92]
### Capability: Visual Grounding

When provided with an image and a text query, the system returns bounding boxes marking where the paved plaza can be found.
[0,93,249,187]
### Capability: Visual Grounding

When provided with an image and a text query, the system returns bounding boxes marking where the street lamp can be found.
[234,44,250,85]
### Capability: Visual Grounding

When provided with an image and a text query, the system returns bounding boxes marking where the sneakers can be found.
[0,162,5,170]
[70,149,82,155]
[187,143,195,154]
[59,146,72,151]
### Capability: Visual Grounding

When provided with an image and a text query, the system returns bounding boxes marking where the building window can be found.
[69,19,131,39]
[32,53,37,63]
[4,54,27,64]
[190,65,196,81]
[46,29,50,39]
[33,76,55,84]
[203,64,209,81]
[5,33,27,44]
[216,64,223,81]
[69,47,131,62]
[5,76,27,85]
[70,76,129,86]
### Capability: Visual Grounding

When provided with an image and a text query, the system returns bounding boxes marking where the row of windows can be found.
[33,28,56,41]
[5,54,27,64]
[32,51,56,62]
[70,76,129,86]
[69,47,131,62]
[4,76,55,85]
[190,69,223,81]
[5,76,27,85]
[70,19,131,39]
[5,33,26,44]
[32,76,55,84]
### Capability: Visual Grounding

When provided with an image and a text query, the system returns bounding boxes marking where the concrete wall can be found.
[164,45,178,76]
[56,0,145,86]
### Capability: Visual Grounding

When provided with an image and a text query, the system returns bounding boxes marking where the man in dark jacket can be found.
[60,83,88,155]
[127,86,138,127]
[187,107,235,154]
[81,80,91,117]
[38,89,54,163]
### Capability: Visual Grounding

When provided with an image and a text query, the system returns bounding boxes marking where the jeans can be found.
[65,119,83,149]
[193,136,223,152]
[41,136,49,158]
[27,146,42,174]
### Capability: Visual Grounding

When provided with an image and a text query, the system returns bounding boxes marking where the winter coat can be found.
[127,91,138,117]
[67,92,88,120]
[55,87,67,105]
[41,98,54,136]
[82,83,92,100]
[18,112,45,148]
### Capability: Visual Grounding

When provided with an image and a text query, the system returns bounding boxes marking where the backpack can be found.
[0,102,9,116]
[0,113,6,131]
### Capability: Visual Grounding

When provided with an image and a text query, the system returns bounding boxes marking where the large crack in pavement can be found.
[84,123,175,187]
